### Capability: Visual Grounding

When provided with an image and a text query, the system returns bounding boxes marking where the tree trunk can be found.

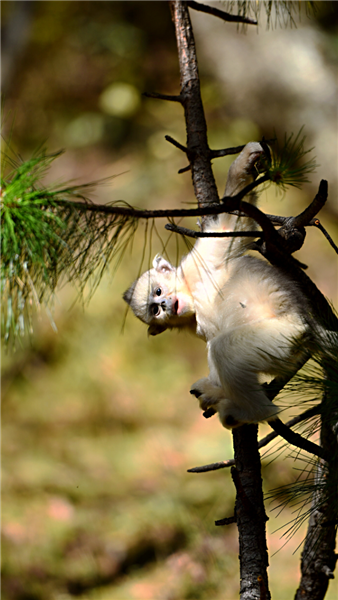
[168,2,272,598]
[233,425,271,600]
[295,389,338,600]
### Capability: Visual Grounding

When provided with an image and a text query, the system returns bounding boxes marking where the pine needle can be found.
[1,147,138,347]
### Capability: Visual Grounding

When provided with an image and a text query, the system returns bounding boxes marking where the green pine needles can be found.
[1,148,138,347]
[264,129,317,190]
[223,1,317,28]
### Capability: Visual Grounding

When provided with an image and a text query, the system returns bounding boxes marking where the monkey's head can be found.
[123,255,196,336]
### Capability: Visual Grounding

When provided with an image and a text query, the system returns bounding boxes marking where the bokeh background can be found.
[1,2,337,599]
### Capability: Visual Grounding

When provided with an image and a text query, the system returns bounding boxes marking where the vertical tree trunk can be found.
[233,425,271,600]
[168,3,272,598]
[168,0,219,209]
[295,389,338,600]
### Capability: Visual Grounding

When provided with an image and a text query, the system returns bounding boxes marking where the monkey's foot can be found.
[218,398,280,430]
[190,378,224,411]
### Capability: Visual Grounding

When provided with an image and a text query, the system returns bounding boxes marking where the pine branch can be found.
[186,0,258,25]
[187,405,321,474]
[295,355,338,599]
[0,150,139,345]
[168,0,219,211]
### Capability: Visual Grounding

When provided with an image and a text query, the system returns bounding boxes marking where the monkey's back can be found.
[193,254,309,341]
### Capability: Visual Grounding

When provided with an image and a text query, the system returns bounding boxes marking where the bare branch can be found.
[210,144,246,158]
[313,219,338,254]
[164,135,188,153]
[178,164,191,174]
[188,406,321,473]
[165,222,263,238]
[188,459,235,473]
[143,91,183,102]
[186,0,258,25]
[215,515,237,526]
[269,418,328,462]
[292,180,328,228]
[295,389,338,599]
[169,0,219,209]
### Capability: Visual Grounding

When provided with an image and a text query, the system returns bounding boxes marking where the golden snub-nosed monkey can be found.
[124,143,314,429]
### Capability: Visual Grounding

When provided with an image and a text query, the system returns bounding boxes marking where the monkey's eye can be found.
[155,288,162,296]
[150,304,161,317]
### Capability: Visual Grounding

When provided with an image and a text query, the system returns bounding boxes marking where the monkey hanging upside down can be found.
[124,142,314,429]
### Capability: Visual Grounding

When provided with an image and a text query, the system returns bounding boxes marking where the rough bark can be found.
[168,2,272,597]
[232,425,271,600]
[169,0,219,210]
[294,388,338,600]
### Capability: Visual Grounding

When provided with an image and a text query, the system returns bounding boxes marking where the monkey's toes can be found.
[203,408,216,419]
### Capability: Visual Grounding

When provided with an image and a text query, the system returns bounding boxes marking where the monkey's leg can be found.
[208,316,307,428]
[190,377,224,411]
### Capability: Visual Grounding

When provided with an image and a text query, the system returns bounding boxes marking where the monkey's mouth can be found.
[173,299,179,315]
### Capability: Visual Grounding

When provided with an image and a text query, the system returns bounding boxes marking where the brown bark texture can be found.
[295,387,338,600]
[168,2,272,598]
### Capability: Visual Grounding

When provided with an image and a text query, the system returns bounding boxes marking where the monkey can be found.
[123,142,314,429]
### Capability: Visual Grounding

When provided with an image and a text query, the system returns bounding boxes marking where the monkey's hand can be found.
[190,378,224,410]
[190,379,242,428]
[190,377,279,429]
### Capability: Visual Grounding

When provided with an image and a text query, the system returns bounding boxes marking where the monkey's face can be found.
[123,255,196,336]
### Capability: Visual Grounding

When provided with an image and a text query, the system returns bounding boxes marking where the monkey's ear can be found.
[148,322,167,336]
[153,254,175,273]
[123,284,135,306]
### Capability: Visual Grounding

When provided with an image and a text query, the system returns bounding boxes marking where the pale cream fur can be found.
[124,143,312,429]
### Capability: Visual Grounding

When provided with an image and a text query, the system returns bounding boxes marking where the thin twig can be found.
[178,164,191,174]
[143,91,183,102]
[188,459,235,473]
[186,0,258,25]
[292,180,328,228]
[215,515,237,526]
[165,135,188,153]
[269,418,328,462]
[313,219,338,254]
[165,222,263,238]
[210,144,246,158]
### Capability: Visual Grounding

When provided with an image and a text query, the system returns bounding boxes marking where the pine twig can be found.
[143,91,183,102]
[186,0,258,25]
[313,219,338,254]
[164,135,188,153]
[188,406,321,474]
[165,222,263,238]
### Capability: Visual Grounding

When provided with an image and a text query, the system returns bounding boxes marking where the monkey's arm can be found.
[191,313,308,429]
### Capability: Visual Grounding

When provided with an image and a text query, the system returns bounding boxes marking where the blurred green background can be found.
[1,2,338,599]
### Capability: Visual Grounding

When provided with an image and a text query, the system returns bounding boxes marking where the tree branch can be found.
[169,0,219,210]
[187,406,321,474]
[313,219,338,254]
[210,144,246,158]
[268,418,328,462]
[165,222,263,238]
[164,134,188,152]
[295,388,338,600]
[143,91,183,102]
[292,180,328,228]
[186,0,258,25]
